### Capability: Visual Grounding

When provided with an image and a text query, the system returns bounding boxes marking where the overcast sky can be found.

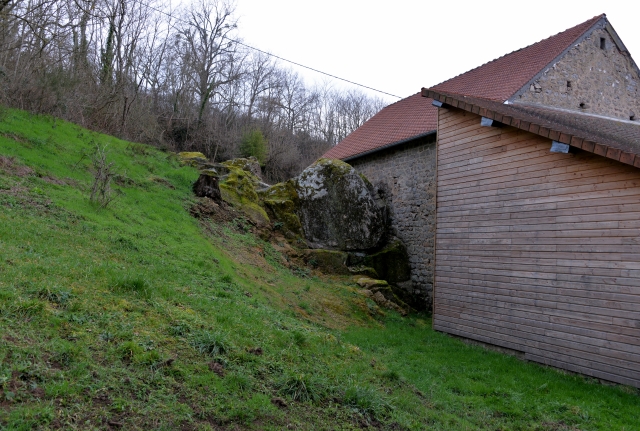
[232,0,639,105]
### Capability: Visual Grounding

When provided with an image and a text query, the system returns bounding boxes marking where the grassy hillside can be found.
[0,109,638,430]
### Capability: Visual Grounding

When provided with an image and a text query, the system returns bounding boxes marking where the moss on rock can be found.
[221,157,262,179]
[294,158,384,250]
[364,240,410,283]
[303,249,349,275]
[178,152,208,167]
[218,159,270,227]
[259,180,303,239]
[347,265,379,278]
[354,276,410,315]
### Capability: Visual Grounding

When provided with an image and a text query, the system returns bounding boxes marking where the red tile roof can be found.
[322,93,438,160]
[431,15,604,102]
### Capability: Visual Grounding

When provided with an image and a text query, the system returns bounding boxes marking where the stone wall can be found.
[514,27,640,121]
[348,135,436,310]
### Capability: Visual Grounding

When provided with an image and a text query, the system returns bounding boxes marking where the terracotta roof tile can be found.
[431,15,604,102]
[322,93,437,160]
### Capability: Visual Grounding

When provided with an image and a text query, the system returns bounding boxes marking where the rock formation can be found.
[294,158,385,251]
[182,152,417,312]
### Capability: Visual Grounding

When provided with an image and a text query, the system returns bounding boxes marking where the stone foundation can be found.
[347,135,436,310]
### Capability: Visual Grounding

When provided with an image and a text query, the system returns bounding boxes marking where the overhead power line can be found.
[230,39,402,99]
[130,0,402,99]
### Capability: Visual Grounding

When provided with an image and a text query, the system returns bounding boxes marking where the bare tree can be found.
[176,0,239,125]
[0,0,388,181]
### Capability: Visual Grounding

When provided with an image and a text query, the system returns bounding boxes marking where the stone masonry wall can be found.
[515,27,640,120]
[348,136,436,310]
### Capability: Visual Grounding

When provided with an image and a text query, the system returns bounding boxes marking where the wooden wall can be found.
[434,107,640,388]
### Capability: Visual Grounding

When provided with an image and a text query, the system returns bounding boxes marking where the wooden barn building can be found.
[423,14,640,387]
[328,13,640,387]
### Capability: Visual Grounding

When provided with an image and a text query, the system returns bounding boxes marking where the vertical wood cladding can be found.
[434,108,640,387]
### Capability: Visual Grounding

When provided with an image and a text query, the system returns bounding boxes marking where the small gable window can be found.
[600,37,606,49]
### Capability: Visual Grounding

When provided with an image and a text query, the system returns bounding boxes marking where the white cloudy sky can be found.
[232,0,639,104]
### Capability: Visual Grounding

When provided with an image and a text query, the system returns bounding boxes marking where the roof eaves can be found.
[422,89,640,168]
[342,130,437,162]
[508,16,606,102]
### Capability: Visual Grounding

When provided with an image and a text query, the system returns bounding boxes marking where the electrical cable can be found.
[125,0,402,99]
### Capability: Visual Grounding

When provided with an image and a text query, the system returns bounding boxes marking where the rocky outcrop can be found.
[258,180,304,240]
[362,240,411,283]
[182,154,270,227]
[302,249,350,274]
[294,158,385,251]
[192,170,222,202]
[217,159,270,227]
[184,153,415,311]
[178,152,209,167]
[354,276,410,315]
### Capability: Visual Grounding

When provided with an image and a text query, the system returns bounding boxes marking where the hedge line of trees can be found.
[0,0,387,181]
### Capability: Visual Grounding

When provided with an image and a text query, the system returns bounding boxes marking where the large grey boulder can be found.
[294,158,385,250]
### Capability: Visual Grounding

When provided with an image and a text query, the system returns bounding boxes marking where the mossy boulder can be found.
[303,249,349,275]
[347,265,379,278]
[178,152,208,168]
[218,158,270,227]
[294,158,384,250]
[354,276,410,315]
[363,240,410,283]
[222,156,263,180]
[259,180,303,239]
[354,277,389,290]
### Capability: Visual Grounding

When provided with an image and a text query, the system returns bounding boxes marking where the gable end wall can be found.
[514,27,640,120]
[434,107,640,387]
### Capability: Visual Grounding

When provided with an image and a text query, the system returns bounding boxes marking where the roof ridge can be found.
[429,14,605,101]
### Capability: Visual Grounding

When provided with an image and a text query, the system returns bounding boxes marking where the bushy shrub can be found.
[239,129,267,164]
[276,373,328,403]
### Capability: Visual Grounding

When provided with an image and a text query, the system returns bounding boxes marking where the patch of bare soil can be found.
[150,176,175,189]
[208,361,225,378]
[0,155,34,177]
[189,197,236,224]
[0,155,73,186]
[92,391,112,406]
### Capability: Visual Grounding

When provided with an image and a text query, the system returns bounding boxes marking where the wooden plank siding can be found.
[434,107,640,388]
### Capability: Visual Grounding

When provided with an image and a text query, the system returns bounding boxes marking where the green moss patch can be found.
[364,240,411,283]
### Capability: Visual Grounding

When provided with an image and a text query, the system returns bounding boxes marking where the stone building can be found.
[325,14,640,316]
[323,94,438,309]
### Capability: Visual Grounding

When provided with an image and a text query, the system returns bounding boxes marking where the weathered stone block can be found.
[303,249,349,274]
[363,240,411,283]
[295,158,385,251]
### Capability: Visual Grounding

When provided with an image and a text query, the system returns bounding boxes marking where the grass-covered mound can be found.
[0,109,638,430]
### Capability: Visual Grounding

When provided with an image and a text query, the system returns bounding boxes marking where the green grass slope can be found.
[0,109,638,430]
